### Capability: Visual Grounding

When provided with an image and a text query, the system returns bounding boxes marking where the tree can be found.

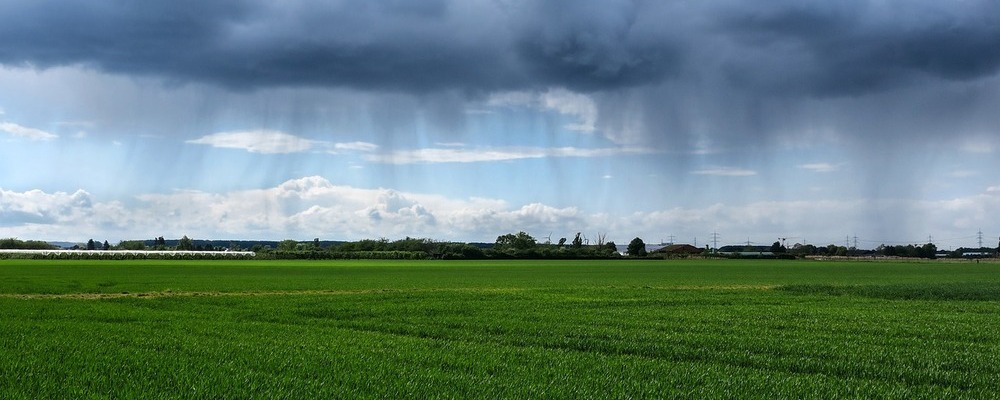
[920,243,937,259]
[790,243,816,257]
[595,232,607,249]
[627,237,647,257]
[557,237,567,247]
[102,240,110,251]
[86,239,96,250]
[770,241,786,254]
[572,233,583,249]
[178,235,194,251]
[278,239,299,252]
[0,238,57,250]
[494,231,537,251]
[117,240,146,250]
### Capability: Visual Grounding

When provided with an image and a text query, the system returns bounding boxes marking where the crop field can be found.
[2,259,999,398]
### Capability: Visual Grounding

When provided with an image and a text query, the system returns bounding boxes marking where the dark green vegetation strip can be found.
[1,259,999,398]
[777,282,1000,301]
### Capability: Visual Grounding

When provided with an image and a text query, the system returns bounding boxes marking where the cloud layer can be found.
[3,1,998,94]
[3,0,998,150]
[2,1,998,245]
[3,177,998,249]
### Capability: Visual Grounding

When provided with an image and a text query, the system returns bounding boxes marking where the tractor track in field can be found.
[0,287,531,300]
[0,285,777,300]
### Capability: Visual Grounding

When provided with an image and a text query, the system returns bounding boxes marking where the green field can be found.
[2,259,999,398]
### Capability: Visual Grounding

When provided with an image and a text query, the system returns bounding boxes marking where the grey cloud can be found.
[3,0,1000,163]
[0,0,678,92]
[713,0,1000,96]
[0,211,55,226]
[3,0,997,96]
[510,0,681,90]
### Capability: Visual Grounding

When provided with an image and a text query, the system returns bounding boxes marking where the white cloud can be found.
[487,88,597,133]
[540,88,597,132]
[0,188,96,227]
[333,141,379,152]
[463,108,494,115]
[56,120,95,128]
[186,130,317,154]
[365,146,655,164]
[1,178,574,241]
[959,140,995,154]
[3,178,1000,248]
[691,167,757,177]
[949,170,978,178]
[0,121,58,141]
[798,163,841,173]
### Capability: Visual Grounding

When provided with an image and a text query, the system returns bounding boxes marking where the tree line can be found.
[5,233,996,260]
[250,232,652,260]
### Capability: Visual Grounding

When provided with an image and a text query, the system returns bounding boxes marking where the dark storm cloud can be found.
[1,0,998,96]
[0,0,678,92]
[510,0,682,90]
[713,0,1000,96]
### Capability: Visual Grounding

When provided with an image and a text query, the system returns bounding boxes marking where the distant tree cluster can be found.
[255,237,486,260]
[785,242,939,259]
[252,232,636,260]
[486,231,621,259]
[0,238,57,250]
[943,246,999,259]
[876,243,937,259]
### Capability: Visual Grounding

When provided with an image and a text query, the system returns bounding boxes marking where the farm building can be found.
[717,245,774,257]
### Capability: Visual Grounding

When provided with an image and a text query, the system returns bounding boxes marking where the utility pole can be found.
[711,231,719,252]
[668,235,676,245]
[978,229,984,248]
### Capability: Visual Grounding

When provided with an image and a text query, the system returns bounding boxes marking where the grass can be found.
[1,259,999,398]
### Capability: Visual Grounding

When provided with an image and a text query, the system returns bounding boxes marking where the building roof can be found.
[653,244,703,254]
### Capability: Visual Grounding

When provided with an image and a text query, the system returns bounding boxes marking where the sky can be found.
[1,0,999,249]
